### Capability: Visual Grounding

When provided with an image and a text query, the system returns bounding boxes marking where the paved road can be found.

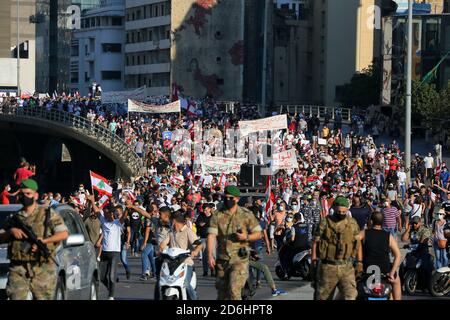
[99,240,450,301]
[98,251,304,300]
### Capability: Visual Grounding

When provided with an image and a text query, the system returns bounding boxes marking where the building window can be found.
[85,45,89,56]
[85,72,90,82]
[102,43,122,53]
[71,72,79,83]
[126,33,130,43]
[71,44,79,57]
[102,71,122,80]
[137,55,140,65]
[112,17,122,26]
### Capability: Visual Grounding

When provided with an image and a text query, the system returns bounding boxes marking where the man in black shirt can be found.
[350,194,372,230]
[129,200,143,256]
[119,216,131,281]
[195,203,215,276]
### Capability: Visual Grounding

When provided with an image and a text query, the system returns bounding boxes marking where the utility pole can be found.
[261,0,269,117]
[17,0,21,98]
[405,0,413,185]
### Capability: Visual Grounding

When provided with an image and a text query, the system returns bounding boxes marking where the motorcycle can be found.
[275,244,311,281]
[399,243,434,295]
[429,262,450,297]
[357,273,393,300]
[158,240,202,300]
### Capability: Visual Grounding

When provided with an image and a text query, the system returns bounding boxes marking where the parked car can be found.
[0,204,99,300]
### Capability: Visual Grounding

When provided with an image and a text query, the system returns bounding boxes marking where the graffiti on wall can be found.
[186,0,217,36]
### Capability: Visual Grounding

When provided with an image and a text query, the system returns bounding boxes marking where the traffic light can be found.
[381,0,398,16]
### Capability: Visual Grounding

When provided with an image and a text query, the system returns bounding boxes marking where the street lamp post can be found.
[17,0,21,98]
[405,0,413,185]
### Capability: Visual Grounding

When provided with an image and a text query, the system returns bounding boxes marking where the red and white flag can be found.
[218,173,228,191]
[90,171,113,196]
[124,189,136,202]
[98,194,110,209]
[264,176,275,217]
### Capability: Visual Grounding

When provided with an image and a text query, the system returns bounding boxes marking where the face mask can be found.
[385,202,389,207]
[439,214,445,221]
[6,186,10,192]
[79,187,84,191]
[292,205,299,211]
[278,205,284,211]
[19,194,35,207]
[286,218,293,222]
[224,198,236,209]
[335,212,347,221]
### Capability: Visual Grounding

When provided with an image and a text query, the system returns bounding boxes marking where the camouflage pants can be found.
[316,263,357,300]
[215,259,248,300]
[6,262,57,300]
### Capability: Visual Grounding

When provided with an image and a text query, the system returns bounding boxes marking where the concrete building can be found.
[308,0,382,105]
[124,0,171,96]
[170,0,245,100]
[35,0,72,95]
[0,0,36,96]
[70,0,125,96]
[272,5,311,104]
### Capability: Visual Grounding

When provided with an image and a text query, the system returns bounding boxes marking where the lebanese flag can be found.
[218,173,228,191]
[98,194,110,209]
[124,189,136,202]
[171,83,181,102]
[264,176,275,216]
[90,171,112,196]
[187,100,199,117]
[170,175,184,187]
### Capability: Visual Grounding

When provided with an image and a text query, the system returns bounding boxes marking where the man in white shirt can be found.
[423,152,434,182]
[91,202,128,300]
[397,167,407,200]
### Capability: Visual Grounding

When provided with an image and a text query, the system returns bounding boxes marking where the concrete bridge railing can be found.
[0,105,143,178]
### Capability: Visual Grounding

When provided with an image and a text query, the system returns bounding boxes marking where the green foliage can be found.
[337,64,381,107]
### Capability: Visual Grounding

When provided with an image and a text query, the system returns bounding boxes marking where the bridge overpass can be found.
[0,106,142,179]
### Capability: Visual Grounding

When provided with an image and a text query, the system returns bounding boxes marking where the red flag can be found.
[265,176,275,217]
[218,173,228,191]
[98,194,110,209]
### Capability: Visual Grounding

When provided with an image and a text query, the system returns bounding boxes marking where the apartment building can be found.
[124,0,171,96]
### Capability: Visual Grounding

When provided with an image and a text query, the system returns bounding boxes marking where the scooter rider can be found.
[160,210,202,300]
[279,213,310,277]
[401,216,433,281]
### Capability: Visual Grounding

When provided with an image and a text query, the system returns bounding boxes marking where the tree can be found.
[337,63,381,107]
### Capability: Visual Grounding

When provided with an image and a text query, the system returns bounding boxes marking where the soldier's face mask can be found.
[334,207,348,221]
[224,197,236,209]
[19,193,35,208]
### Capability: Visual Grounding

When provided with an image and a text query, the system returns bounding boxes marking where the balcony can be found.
[125,39,170,53]
[125,15,170,30]
[125,63,170,75]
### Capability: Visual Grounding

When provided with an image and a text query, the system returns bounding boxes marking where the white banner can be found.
[101,86,147,104]
[318,138,327,145]
[200,156,247,174]
[238,114,288,136]
[272,149,298,171]
[128,99,181,113]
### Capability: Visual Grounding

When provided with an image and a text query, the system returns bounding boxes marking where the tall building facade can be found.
[124,0,171,96]
[0,0,36,95]
[70,0,125,95]
[35,0,72,94]
[308,0,381,105]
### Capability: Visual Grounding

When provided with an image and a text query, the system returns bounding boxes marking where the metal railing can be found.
[278,105,353,123]
[0,105,142,177]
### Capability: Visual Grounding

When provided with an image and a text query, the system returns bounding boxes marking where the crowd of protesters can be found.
[1,93,450,300]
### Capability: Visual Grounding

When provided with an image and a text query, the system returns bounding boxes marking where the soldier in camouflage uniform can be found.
[304,191,322,244]
[207,186,262,300]
[311,196,363,300]
[0,179,69,300]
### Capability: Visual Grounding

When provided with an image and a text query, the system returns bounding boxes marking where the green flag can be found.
[421,51,450,85]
